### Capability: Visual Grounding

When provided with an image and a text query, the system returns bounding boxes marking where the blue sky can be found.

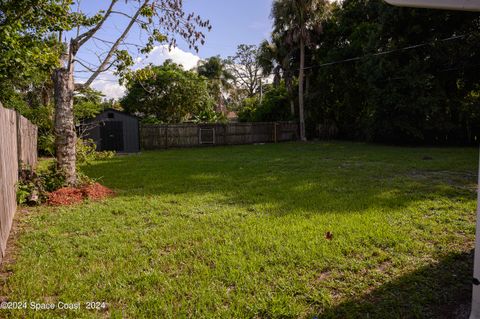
[74,0,274,98]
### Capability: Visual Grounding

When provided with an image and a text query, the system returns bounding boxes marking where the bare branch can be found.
[74,0,118,49]
[74,59,96,72]
[111,10,149,25]
[83,0,150,87]
[92,36,144,49]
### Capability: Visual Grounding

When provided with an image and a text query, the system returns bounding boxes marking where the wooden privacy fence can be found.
[0,103,37,261]
[141,121,299,150]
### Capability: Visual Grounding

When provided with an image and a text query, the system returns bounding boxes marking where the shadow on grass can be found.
[76,144,476,317]
[82,144,476,216]
[320,250,473,319]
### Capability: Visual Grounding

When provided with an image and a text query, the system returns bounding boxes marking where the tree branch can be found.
[74,0,118,49]
[74,58,96,72]
[83,0,150,88]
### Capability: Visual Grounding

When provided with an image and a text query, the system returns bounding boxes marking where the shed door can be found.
[101,121,124,152]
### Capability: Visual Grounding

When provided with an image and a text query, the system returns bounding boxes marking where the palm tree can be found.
[196,56,234,113]
[271,0,328,141]
[258,35,296,116]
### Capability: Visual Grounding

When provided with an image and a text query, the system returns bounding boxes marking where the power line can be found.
[73,33,474,84]
[303,34,469,70]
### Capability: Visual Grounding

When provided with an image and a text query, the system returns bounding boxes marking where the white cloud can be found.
[135,45,200,71]
[85,45,201,100]
[90,72,126,100]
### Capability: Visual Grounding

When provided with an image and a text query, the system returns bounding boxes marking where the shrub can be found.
[17,162,66,205]
[192,109,227,124]
[38,133,55,156]
[76,138,115,165]
[16,160,101,205]
[237,85,293,122]
[254,85,293,122]
[237,97,260,122]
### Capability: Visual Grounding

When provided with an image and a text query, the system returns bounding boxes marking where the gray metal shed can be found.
[82,109,140,153]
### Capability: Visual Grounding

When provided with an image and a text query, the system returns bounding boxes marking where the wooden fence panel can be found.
[140,121,298,150]
[0,106,19,258]
[0,104,38,261]
[17,114,38,168]
[277,122,299,142]
[167,124,199,148]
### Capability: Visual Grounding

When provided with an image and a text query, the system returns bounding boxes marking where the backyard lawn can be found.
[1,142,477,318]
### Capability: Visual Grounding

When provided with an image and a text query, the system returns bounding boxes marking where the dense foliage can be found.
[238,84,294,122]
[303,0,480,144]
[0,0,68,83]
[0,1,69,154]
[252,0,480,144]
[121,61,215,123]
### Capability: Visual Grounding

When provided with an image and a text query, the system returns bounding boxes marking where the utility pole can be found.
[383,1,480,318]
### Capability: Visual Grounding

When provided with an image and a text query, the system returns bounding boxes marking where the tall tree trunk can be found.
[305,71,310,98]
[53,57,77,186]
[298,38,307,141]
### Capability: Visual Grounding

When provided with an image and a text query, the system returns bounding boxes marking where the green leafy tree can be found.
[0,0,66,147]
[121,61,214,123]
[39,0,211,185]
[258,36,296,115]
[0,0,67,84]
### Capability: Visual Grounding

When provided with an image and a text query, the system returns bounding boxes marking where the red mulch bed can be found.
[47,183,114,206]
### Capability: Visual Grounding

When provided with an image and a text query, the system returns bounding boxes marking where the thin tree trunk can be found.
[305,71,310,98]
[53,51,77,185]
[298,38,307,141]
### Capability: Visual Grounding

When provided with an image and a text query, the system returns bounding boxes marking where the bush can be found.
[237,97,261,122]
[16,160,101,205]
[38,133,55,156]
[17,162,66,205]
[76,138,115,165]
[238,85,293,122]
[192,109,227,124]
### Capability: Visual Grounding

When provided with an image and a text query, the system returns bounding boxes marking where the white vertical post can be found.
[471,148,480,319]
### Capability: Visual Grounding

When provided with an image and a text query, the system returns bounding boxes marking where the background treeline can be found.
[1,0,479,148]
[300,0,480,144]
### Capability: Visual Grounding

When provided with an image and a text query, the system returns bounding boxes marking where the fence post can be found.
[165,125,168,149]
[15,112,22,167]
[224,123,227,145]
[274,122,278,143]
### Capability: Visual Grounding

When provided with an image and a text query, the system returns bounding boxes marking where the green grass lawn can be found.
[1,142,478,318]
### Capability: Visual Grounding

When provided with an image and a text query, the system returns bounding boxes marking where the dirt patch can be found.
[47,183,114,206]
[0,208,32,286]
[315,271,332,283]
[406,169,477,191]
